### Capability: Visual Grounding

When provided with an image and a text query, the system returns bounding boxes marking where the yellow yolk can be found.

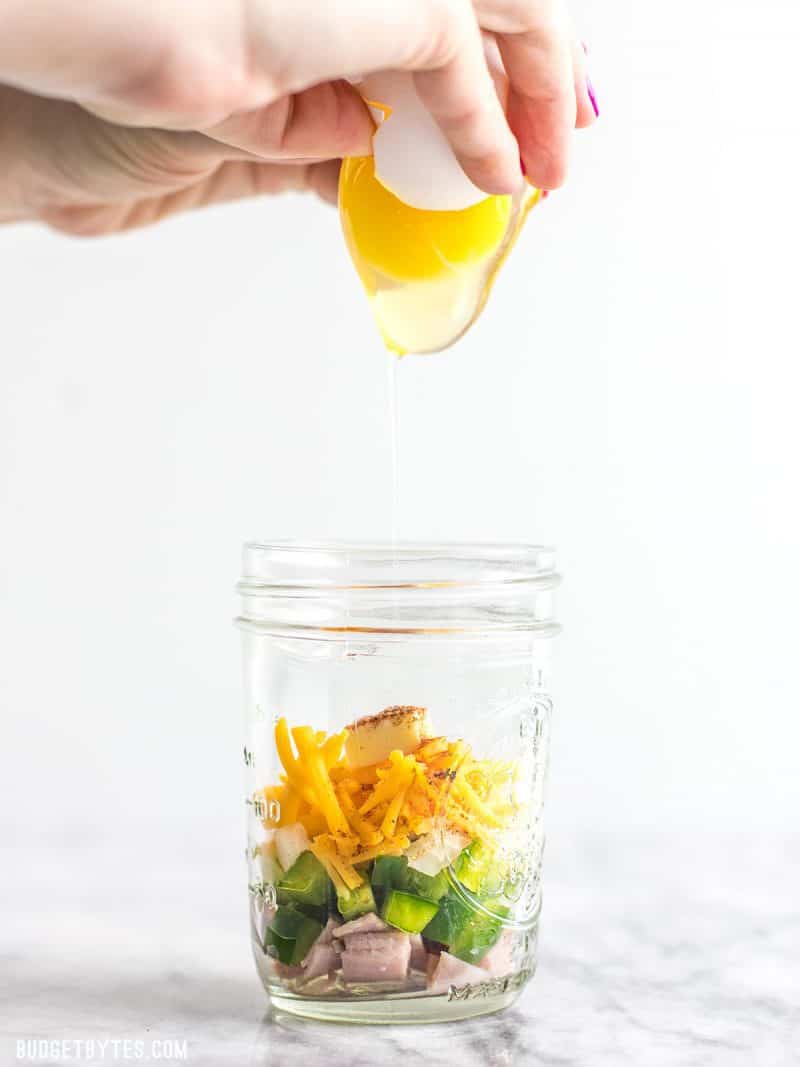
[339,156,540,355]
[339,156,512,284]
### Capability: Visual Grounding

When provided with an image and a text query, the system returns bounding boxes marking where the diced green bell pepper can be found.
[371,854,449,902]
[265,906,323,965]
[422,893,508,964]
[453,840,503,897]
[371,855,408,890]
[381,889,439,934]
[403,866,450,902]
[276,850,331,909]
[337,881,377,921]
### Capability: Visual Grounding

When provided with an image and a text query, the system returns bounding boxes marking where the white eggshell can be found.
[359,71,487,212]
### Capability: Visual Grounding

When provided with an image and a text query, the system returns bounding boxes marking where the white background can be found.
[1,0,799,852]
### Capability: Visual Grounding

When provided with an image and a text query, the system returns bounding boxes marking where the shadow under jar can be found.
[236,541,560,1024]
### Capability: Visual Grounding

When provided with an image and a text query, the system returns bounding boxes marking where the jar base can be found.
[267,986,523,1025]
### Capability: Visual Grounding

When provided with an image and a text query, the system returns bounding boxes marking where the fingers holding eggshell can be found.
[475,0,577,189]
[207,80,373,163]
[305,159,343,206]
[412,1,522,197]
[482,32,510,113]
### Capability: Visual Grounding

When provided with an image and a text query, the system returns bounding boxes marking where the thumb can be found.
[205,80,373,162]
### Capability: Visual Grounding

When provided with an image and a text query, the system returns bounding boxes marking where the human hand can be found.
[0,0,597,236]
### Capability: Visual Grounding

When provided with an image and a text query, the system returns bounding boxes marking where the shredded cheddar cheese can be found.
[262,713,519,874]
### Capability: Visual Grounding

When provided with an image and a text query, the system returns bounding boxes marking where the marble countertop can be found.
[2,828,796,1066]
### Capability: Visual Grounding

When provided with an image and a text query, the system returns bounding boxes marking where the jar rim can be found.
[237,539,560,594]
[236,540,560,639]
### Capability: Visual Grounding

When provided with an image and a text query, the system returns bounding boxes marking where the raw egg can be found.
[339,155,541,355]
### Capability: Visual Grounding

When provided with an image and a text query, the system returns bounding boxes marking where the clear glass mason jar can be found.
[236,542,560,1024]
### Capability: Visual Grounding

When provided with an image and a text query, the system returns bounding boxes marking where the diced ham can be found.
[298,917,344,980]
[318,917,342,945]
[301,941,340,980]
[427,952,488,994]
[272,960,305,980]
[479,930,516,977]
[409,934,427,972]
[336,912,389,938]
[340,931,411,983]
[343,930,408,953]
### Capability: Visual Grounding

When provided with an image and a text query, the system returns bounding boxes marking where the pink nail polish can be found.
[586,75,599,117]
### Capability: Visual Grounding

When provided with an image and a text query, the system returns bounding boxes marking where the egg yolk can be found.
[339,156,512,285]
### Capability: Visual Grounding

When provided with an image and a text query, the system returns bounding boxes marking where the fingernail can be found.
[586,75,599,117]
